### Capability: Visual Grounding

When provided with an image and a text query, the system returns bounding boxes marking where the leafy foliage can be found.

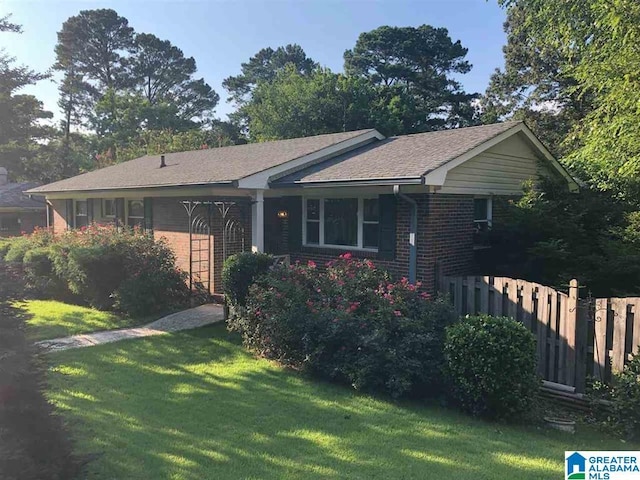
[479,178,640,296]
[590,352,640,440]
[228,254,456,398]
[221,252,274,306]
[444,315,539,419]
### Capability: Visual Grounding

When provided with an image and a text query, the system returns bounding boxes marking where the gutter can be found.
[393,185,417,284]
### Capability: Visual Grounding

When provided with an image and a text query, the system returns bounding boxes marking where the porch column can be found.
[251,189,264,252]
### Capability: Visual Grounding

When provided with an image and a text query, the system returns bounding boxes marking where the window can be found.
[0,215,20,235]
[473,197,492,246]
[127,199,144,228]
[74,200,88,228]
[102,198,116,218]
[303,197,379,250]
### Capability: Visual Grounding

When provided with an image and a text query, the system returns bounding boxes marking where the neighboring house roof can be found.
[0,182,45,210]
[27,129,376,194]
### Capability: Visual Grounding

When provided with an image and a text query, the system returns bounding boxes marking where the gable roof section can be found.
[274,122,520,185]
[0,182,45,209]
[273,122,578,191]
[27,129,377,194]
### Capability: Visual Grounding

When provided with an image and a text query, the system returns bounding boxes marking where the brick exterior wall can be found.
[50,199,69,234]
[286,193,475,294]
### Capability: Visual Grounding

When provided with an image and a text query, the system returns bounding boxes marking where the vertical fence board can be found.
[565,280,579,388]
[536,287,549,378]
[454,277,463,314]
[466,276,477,316]
[480,277,489,314]
[548,291,558,383]
[521,282,534,331]
[557,293,568,385]
[611,299,628,373]
[507,280,519,320]
[633,300,640,357]
[493,278,504,317]
[593,299,609,381]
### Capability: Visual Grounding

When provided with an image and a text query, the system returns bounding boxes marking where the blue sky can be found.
[0,0,508,123]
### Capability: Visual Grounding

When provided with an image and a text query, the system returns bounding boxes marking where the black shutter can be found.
[287,196,302,252]
[378,194,397,260]
[87,199,94,224]
[65,199,73,230]
[115,198,125,228]
[143,197,153,234]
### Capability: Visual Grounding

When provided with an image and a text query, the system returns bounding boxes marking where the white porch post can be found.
[251,189,265,252]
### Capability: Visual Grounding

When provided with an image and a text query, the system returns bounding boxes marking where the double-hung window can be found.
[303,197,379,250]
[102,199,116,218]
[74,200,88,228]
[473,197,492,246]
[127,199,144,228]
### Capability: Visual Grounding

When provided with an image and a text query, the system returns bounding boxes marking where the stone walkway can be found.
[36,303,225,353]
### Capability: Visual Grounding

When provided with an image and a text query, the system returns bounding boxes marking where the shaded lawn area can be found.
[17,300,143,342]
[47,324,635,480]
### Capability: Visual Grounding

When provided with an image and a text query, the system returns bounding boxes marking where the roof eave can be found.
[26,181,237,196]
[272,177,423,188]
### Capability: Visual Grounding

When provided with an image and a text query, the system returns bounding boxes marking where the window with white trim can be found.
[303,197,379,250]
[74,200,88,228]
[102,198,116,218]
[127,199,144,228]
[473,197,492,246]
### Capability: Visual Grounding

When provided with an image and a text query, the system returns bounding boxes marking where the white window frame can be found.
[73,199,88,228]
[302,196,379,252]
[101,198,116,218]
[473,196,493,229]
[126,199,144,227]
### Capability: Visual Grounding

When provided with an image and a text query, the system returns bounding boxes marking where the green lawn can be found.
[18,300,138,341]
[47,324,637,480]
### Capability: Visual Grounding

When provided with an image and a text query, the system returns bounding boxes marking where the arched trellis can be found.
[181,201,212,292]
[180,199,249,294]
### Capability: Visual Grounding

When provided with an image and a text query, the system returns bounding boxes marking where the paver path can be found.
[36,303,225,353]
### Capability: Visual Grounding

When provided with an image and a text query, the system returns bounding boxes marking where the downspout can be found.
[393,185,417,284]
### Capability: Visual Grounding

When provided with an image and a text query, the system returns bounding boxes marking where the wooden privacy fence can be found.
[439,276,640,392]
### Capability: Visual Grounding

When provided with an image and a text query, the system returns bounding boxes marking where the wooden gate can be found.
[439,276,640,392]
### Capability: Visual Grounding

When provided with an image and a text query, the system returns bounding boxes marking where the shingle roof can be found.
[274,122,521,185]
[28,129,374,193]
[0,182,45,209]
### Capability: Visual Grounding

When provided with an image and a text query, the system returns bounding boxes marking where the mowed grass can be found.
[17,300,137,341]
[47,324,636,480]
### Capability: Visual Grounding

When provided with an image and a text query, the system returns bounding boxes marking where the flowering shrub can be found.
[12,225,189,316]
[227,253,457,398]
[221,252,274,307]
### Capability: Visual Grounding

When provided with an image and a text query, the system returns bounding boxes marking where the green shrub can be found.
[0,237,15,259]
[222,252,274,306]
[22,247,68,299]
[4,229,53,263]
[444,315,539,419]
[228,254,457,398]
[590,352,640,439]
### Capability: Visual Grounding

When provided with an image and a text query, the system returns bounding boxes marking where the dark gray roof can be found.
[0,182,45,209]
[28,129,374,193]
[274,122,521,185]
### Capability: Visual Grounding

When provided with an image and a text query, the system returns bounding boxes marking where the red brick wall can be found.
[50,199,69,234]
[289,193,475,294]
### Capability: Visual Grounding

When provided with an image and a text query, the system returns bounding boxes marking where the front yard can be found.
[48,324,636,480]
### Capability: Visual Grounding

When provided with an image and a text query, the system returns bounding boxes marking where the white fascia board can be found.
[42,185,251,200]
[237,129,385,189]
[421,123,579,191]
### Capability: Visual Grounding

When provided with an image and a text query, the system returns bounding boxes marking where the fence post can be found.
[565,279,579,389]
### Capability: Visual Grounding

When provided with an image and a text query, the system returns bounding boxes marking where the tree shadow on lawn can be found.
[47,324,634,480]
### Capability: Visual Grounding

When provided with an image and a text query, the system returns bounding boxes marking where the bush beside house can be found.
[226,253,457,399]
[1,226,190,316]
[444,315,540,419]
